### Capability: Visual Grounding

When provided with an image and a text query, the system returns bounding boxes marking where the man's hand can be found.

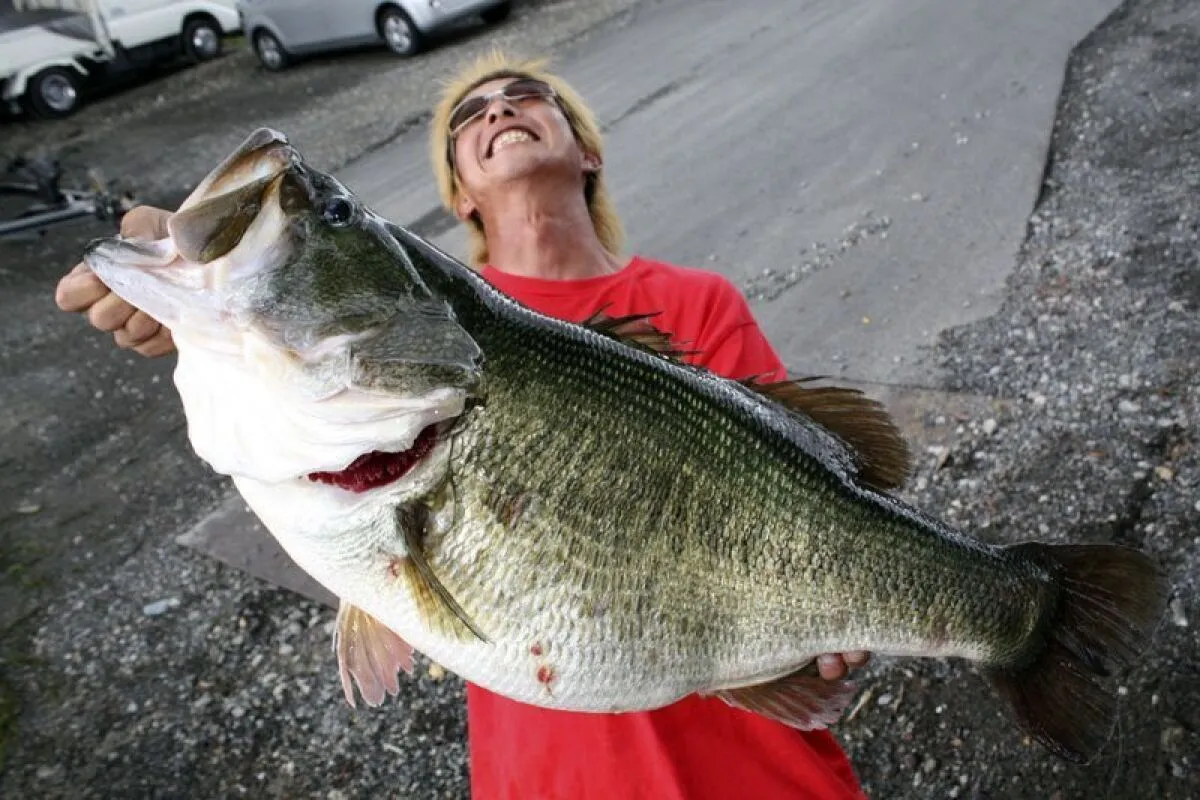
[55,205,176,358]
[816,651,871,681]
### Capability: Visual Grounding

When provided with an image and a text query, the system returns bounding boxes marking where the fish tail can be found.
[987,542,1170,763]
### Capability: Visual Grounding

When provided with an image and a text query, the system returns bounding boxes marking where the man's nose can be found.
[485,101,517,124]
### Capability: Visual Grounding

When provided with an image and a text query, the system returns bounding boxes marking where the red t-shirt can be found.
[467,256,866,800]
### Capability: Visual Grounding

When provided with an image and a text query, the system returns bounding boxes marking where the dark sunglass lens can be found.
[505,78,549,98]
[449,97,486,132]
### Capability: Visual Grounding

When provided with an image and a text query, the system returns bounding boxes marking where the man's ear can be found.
[582,151,602,173]
[455,190,478,222]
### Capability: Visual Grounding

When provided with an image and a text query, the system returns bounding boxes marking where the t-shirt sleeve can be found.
[689,279,788,383]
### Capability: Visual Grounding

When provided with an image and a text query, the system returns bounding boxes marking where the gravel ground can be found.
[1,0,1197,797]
[835,0,1200,796]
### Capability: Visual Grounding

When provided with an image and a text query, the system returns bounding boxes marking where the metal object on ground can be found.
[0,154,135,239]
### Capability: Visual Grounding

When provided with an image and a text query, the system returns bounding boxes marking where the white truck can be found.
[1,0,241,119]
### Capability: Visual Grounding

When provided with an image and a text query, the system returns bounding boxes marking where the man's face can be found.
[449,77,597,216]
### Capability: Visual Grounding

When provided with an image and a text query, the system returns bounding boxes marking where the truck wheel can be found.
[183,16,223,62]
[253,30,290,71]
[379,7,422,57]
[24,67,82,119]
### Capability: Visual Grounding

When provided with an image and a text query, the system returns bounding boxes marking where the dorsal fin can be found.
[579,308,909,489]
[743,377,911,491]
[580,307,697,361]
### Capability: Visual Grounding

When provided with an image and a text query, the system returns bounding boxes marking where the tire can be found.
[253,30,290,71]
[24,67,82,119]
[183,16,223,63]
[379,7,422,57]
[481,1,513,25]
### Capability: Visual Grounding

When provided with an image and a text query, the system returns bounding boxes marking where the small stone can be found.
[1118,400,1141,414]
[982,419,998,436]
[15,502,41,514]
[1170,597,1188,628]
[877,693,894,706]
[1030,393,1047,408]
[36,765,60,780]
[278,644,295,656]
[143,597,180,616]
[922,757,937,774]
[1155,466,1174,482]
[126,701,138,713]
[1117,374,1133,388]
[428,662,446,681]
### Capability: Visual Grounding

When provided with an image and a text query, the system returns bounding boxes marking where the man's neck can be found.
[479,184,624,280]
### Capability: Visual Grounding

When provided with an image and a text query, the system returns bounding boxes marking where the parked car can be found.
[236,0,513,71]
[1,0,242,119]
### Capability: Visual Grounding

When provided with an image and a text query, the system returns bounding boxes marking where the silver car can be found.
[236,0,513,70]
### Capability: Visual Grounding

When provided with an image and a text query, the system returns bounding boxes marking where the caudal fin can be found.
[988,543,1170,763]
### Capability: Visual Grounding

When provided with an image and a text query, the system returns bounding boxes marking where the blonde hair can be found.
[429,49,625,268]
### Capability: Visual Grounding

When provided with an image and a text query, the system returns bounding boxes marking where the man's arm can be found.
[55,206,177,358]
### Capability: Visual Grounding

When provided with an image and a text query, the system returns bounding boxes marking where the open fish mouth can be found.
[305,421,445,493]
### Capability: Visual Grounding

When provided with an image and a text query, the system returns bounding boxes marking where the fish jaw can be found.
[82,236,217,331]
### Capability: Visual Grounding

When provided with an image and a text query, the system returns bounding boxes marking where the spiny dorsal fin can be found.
[580,307,697,361]
[743,376,911,491]
[396,504,489,643]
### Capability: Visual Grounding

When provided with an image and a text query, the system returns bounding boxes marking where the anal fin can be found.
[711,662,858,731]
[333,602,415,708]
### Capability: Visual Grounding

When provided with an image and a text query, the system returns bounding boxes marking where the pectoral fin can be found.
[397,504,488,643]
[333,602,415,708]
[711,662,858,730]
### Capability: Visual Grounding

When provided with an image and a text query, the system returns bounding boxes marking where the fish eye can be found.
[321,197,354,227]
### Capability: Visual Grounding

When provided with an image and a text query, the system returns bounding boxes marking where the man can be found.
[57,51,871,799]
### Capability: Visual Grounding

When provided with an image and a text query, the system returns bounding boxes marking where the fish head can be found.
[83,128,483,547]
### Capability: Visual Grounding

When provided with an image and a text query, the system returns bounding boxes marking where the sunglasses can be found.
[447,78,559,138]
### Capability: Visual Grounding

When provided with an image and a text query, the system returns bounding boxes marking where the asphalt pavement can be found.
[339,0,1122,387]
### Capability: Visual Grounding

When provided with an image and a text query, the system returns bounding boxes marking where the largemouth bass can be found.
[82,128,1169,763]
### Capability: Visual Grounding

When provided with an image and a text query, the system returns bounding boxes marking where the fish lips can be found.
[83,235,219,328]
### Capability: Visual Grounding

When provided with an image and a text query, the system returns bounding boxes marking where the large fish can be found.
[83,128,1168,763]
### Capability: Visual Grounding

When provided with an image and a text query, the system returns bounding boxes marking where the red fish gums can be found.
[306,424,439,493]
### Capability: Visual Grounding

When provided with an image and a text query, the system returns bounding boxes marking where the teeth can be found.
[491,129,534,154]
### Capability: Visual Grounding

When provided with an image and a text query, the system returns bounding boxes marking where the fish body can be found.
[84,128,1169,763]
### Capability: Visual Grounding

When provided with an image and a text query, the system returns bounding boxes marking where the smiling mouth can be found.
[487,128,538,158]
[306,423,441,493]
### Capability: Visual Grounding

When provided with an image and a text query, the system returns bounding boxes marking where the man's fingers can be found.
[55,264,110,313]
[843,651,871,669]
[816,654,848,681]
[120,205,172,239]
[87,293,137,333]
[132,328,175,358]
[122,310,163,345]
